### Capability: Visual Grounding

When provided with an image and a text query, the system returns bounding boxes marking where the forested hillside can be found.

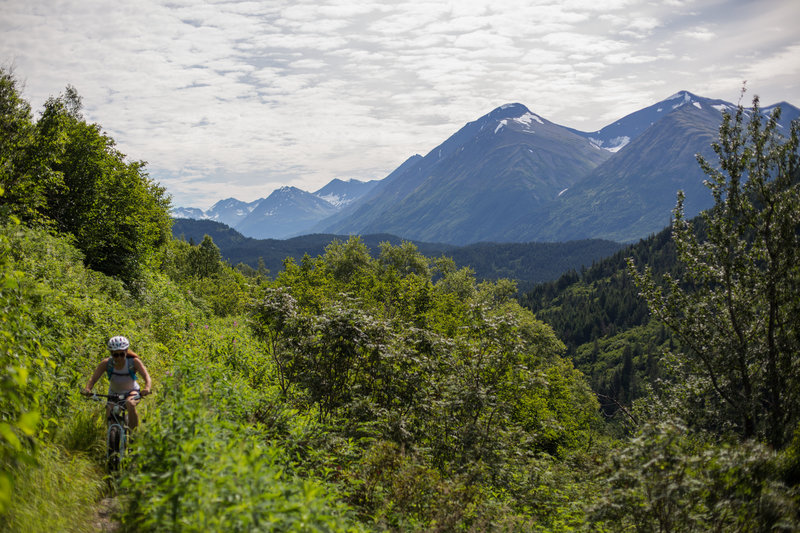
[520,225,683,418]
[171,217,623,291]
[2,68,800,531]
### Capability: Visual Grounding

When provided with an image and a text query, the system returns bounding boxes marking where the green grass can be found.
[3,444,107,533]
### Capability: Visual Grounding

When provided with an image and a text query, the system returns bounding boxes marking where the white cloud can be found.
[681,26,716,41]
[1,0,798,208]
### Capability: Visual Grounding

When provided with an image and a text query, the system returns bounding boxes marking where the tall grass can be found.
[3,444,106,532]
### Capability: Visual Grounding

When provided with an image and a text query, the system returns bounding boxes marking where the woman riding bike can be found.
[82,335,152,429]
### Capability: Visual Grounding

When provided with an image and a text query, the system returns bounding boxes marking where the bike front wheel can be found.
[107,425,122,471]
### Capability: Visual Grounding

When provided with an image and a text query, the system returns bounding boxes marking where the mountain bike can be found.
[83,392,142,471]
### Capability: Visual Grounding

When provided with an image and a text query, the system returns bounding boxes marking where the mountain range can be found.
[174,91,799,244]
[173,179,380,239]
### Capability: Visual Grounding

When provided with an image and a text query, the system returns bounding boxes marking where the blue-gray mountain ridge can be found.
[173,178,380,239]
[174,91,798,244]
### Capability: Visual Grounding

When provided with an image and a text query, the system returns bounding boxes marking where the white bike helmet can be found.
[107,336,130,351]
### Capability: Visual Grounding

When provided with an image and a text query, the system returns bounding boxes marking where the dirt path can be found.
[92,496,122,533]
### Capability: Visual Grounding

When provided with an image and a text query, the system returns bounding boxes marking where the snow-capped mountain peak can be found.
[313,178,379,208]
[568,90,735,153]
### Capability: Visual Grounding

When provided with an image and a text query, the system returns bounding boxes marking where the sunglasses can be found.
[112,351,127,358]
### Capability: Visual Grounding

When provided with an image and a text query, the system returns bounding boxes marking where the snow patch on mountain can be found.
[711,103,735,113]
[493,112,542,135]
[588,135,630,153]
[606,137,630,152]
[171,207,206,219]
[667,91,692,101]
[514,112,544,127]
[317,194,349,207]
[669,91,696,110]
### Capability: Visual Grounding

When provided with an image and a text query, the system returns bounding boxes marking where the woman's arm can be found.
[83,358,110,393]
[134,358,152,395]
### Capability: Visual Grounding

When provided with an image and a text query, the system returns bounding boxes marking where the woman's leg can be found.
[125,392,141,429]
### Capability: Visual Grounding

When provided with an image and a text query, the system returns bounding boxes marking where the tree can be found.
[188,235,223,278]
[36,87,173,284]
[0,68,58,223]
[0,70,172,286]
[322,236,372,283]
[378,240,431,278]
[629,94,800,447]
[249,287,299,395]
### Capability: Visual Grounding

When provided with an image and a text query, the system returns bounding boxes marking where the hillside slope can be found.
[172,218,624,286]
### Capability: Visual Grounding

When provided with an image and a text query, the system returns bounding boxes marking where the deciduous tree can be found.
[630,94,800,447]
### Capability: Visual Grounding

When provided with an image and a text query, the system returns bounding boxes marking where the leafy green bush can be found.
[0,219,52,514]
[590,420,799,531]
[248,238,604,529]
[121,364,362,532]
[2,444,105,533]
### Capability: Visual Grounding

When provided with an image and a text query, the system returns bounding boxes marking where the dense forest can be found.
[170,218,624,293]
[2,67,800,531]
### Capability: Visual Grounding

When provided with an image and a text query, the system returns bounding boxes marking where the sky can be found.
[2,0,799,209]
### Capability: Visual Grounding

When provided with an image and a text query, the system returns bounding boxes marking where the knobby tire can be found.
[108,425,122,471]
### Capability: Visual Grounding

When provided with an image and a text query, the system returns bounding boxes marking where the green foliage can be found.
[120,368,361,532]
[163,236,250,317]
[187,235,223,278]
[590,420,799,531]
[0,220,200,528]
[1,77,614,528]
[521,227,677,352]
[7,76,798,532]
[518,229,680,419]
[172,218,623,290]
[574,320,672,424]
[0,69,54,223]
[630,96,800,447]
[0,219,52,513]
[0,68,173,286]
[2,444,105,533]
[250,237,603,528]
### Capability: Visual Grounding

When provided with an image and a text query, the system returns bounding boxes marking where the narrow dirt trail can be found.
[92,496,122,533]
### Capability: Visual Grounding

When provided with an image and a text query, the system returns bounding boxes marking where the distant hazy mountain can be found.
[315,103,611,244]
[566,91,735,153]
[173,178,378,239]
[171,206,206,219]
[315,92,798,244]
[513,92,723,242]
[171,197,261,228]
[234,186,339,239]
[207,198,262,228]
[313,178,379,207]
[515,92,800,242]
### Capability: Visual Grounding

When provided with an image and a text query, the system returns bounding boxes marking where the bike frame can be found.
[84,392,141,470]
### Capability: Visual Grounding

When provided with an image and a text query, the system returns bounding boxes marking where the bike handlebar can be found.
[82,391,143,402]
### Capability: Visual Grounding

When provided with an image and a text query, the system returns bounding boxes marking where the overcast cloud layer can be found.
[2,0,799,208]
